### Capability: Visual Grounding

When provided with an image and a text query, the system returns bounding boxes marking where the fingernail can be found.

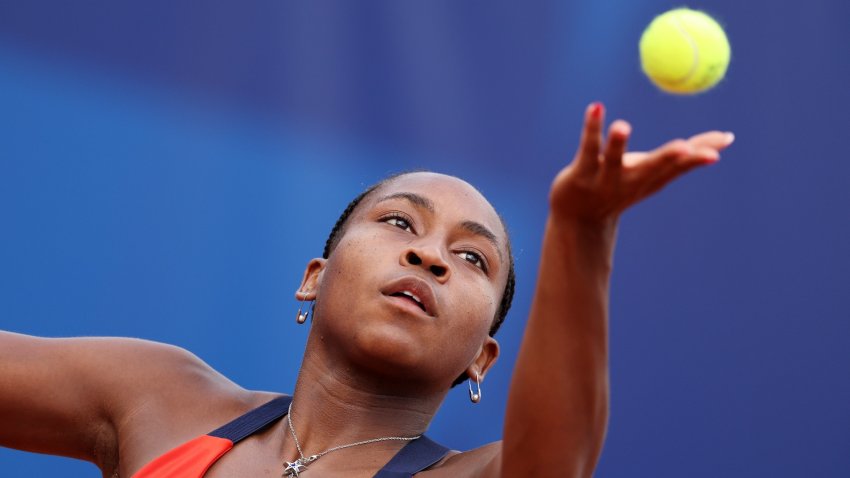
[725,132,735,144]
[590,102,604,119]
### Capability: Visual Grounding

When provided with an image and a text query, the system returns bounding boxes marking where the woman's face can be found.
[308,172,509,390]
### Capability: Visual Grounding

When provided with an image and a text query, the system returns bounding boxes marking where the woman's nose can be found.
[403,249,450,281]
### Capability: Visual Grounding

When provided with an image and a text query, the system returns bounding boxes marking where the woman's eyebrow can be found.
[461,220,504,264]
[375,192,435,213]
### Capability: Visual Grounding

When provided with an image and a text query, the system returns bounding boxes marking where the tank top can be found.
[131,395,449,478]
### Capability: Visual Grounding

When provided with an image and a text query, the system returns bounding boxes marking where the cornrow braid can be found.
[491,262,515,336]
[322,185,381,260]
[323,172,411,259]
[321,172,517,387]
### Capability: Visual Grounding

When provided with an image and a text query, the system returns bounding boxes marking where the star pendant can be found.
[283,459,308,477]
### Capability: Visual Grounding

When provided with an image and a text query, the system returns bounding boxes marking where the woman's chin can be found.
[343,327,451,385]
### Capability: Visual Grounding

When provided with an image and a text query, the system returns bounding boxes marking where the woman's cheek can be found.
[329,233,379,277]
[449,280,497,340]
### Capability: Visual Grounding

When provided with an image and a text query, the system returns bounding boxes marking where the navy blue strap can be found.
[373,435,450,478]
[209,395,292,443]
[205,394,448,476]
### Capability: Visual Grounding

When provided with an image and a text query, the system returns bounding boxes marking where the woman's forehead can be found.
[372,172,501,225]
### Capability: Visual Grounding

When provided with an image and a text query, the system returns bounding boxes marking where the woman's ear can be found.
[466,336,500,382]
[294,258,326,301]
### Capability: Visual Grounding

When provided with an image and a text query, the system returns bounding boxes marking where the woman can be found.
[0,103,734,477]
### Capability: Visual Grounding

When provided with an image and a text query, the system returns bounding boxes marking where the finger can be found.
[622,151,647,168]
[622,138,691,169]
[638,158,711,199]
[629,139,697,187]
[688,130,735,151]
[603,119,632,171]
[574,102,605,173]
[636,144,719,196]
[691,145,720,163]
[637,138,692,170]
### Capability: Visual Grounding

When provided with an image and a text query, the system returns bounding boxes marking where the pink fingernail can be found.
[590,102,604,119]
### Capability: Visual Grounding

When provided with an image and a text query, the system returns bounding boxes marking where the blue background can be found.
[1,1,848,476]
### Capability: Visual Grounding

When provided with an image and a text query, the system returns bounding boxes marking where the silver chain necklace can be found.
[282,403,421,477]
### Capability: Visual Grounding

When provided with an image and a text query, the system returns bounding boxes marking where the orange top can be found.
[131,435,233,478]
[129,395,448,478]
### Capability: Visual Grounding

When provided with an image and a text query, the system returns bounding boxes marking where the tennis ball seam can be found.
[668,13,699,86]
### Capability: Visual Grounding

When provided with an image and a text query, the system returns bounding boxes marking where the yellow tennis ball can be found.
[639,8,730,94]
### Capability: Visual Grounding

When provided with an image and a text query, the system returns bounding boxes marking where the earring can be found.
[295,291,310,324]
[468,371,482,403]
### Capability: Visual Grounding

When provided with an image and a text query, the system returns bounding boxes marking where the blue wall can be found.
[1,2,848,476]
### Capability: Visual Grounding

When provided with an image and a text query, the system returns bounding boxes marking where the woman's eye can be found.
[385,216,413,232]
[458,251,486,271]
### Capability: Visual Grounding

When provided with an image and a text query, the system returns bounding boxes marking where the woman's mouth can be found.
[389,290,426,312]
[381,276,437,317]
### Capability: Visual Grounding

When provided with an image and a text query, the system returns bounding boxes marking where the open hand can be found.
[550,102,735,226]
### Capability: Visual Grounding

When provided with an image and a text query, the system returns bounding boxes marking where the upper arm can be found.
[0,331,232,467]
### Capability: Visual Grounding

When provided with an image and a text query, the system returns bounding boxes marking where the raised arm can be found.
[501,103,734,477]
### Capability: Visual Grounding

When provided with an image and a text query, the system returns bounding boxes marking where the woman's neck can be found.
[284,346,445,457]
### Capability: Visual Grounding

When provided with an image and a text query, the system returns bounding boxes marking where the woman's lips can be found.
[389,290,426,312]
[384,294,431,317]
[380,276,438,317]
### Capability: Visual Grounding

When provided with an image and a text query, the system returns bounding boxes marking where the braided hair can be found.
[322,173,516,385]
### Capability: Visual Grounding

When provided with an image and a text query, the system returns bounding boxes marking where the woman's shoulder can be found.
[0,333,273,476]
[69,336,247,406]
[99,337,281,475]
[93,335,273,424]
[418,441,501,477]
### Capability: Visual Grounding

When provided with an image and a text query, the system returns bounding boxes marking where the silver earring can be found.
[468,371,482,403]
[295,291,310,324]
